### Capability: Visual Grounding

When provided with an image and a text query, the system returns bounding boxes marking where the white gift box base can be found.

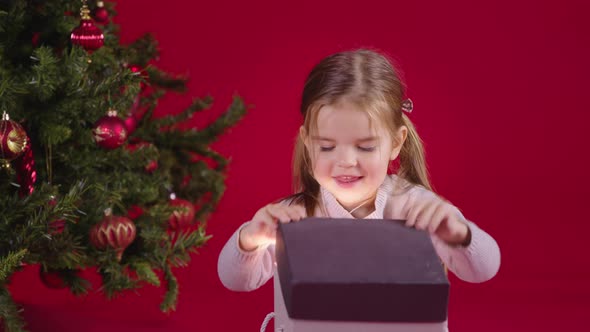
[273,267,448,332]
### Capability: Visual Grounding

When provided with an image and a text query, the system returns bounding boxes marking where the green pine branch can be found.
[131,262,160,287]
[166,228,211,268]
[146,66,188,93]
[0,286,26,332]
[160,264,178,313]
[120,33,160,68]
[0,249,27,283]
[30,46,60,101]
[158,96,246,146]
[98,261,140,299]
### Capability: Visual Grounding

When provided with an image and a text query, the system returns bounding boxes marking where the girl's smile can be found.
[333,175,364,188]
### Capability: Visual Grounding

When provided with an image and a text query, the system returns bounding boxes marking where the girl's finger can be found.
[282,207,300,222]
[428,203,450,233]
[290,206,307,221]
[415,200,439,231]
[296,205,307,219]
[427,204,446,234]
[406,202,422,227]
[268,205,292,223]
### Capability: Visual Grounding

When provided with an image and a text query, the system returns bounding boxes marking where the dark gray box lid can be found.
[276,218,449,322]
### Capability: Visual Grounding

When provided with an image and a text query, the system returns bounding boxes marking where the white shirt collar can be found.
[319,176,393,219]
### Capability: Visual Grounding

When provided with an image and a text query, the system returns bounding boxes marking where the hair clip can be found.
[401,99,413,113]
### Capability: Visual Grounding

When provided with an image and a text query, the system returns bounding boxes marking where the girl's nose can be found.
[336,148,357,168]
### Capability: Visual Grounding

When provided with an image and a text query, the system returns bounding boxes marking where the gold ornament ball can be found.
[0,112,28,167]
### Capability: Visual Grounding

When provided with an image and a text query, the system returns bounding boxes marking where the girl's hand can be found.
[239,203,306,251]
[405,195,471,247]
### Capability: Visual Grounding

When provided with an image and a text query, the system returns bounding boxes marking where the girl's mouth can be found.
[334,176,363,188]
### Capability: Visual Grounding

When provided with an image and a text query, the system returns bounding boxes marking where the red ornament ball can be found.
[90,211,136,261]
[145,160,158,173]
[123,113,138,134]
[70,19,104,53]
[127,205,144,220]
[168,198,195,230]
[0,112,28,168]
[129,64,142,73]
[92,1,109,24]
[49,219,67,235]
[125,141,158,173]
[46,197,73,235]
[39,267,67,289]
[127,64,149,90]
[92,110,128,149]
[32,32,41,47]
[123,94,144,134]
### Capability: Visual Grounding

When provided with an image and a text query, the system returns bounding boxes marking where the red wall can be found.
[9,0,590,331]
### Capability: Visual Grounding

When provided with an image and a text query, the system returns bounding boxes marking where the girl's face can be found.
[304,102,405,211]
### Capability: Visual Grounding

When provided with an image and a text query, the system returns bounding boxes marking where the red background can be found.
[8,0,590,331]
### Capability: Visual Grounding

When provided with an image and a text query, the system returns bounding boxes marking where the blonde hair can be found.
[290,49,431,215]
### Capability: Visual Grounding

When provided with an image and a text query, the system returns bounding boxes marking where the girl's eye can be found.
[319,146,335,152]
[358,146,376,152]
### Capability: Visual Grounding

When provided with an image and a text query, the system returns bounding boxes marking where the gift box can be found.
[275,218,449,323]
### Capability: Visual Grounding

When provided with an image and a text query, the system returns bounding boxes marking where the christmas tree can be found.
[0,1,246,331]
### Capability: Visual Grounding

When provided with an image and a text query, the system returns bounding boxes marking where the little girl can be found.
[218,49,500,319]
